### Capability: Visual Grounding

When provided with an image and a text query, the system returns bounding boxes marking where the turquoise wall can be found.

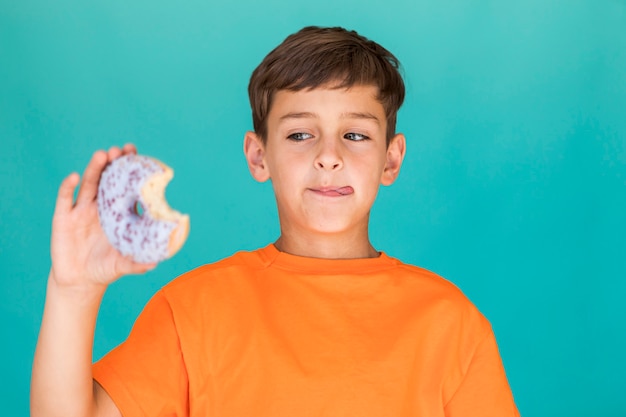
[1,0,625,415]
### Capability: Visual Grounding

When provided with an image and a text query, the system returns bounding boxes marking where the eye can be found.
[344,132,370,141]
[287,132,313,141]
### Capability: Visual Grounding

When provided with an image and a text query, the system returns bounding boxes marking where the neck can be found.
[274,231,379,260]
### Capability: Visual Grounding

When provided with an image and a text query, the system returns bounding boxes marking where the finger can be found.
[75,150,108,205]
[107,146,123,162]
[106,144,137,164]
[121,143,137,156]
[54,172,80,216]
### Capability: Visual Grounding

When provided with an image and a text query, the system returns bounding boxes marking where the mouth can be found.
[309,186,354,197]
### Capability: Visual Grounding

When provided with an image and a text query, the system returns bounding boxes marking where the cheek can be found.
[355,157,385,181]
[270,167,301,199]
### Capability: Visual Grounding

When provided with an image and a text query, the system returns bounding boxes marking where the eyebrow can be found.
[279,112,317,121]
[279,111,381,124]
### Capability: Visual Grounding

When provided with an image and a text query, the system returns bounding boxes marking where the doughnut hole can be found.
[133,201,145,217]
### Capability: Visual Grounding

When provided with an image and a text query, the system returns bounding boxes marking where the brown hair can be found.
[248,26,405,144]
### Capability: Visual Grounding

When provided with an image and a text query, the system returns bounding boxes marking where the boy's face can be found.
[244,84,405,245]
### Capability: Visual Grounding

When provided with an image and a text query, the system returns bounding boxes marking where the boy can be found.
[31,26,519,416]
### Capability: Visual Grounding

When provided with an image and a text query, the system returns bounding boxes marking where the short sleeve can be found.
[443,329,519,417]
[93,291,189,416]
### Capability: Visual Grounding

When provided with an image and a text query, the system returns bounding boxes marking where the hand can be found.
[50,144,156,290]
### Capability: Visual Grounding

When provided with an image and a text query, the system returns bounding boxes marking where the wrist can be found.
[47,270,108,305]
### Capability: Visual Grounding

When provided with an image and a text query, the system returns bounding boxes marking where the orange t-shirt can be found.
[93,245,519,416]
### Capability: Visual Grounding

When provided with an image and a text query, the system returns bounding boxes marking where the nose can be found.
[314,137,343,171]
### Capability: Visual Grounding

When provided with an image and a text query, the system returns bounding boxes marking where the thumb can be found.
[116,257,158,276]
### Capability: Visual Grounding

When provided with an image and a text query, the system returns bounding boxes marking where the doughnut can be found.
[97,154,190,263]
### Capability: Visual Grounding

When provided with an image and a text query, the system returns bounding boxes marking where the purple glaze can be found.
[97,154,176,263]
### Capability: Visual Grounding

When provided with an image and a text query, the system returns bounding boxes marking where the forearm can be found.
[31,271,107,417]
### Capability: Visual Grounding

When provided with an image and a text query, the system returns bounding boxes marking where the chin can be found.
[308,219,362,236]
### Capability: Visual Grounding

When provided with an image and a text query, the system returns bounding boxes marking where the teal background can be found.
[1,0,625,414]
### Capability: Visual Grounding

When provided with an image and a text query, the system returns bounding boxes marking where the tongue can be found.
[335,186,354,195]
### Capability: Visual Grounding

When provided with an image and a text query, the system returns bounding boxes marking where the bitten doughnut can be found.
[97,154,190,263]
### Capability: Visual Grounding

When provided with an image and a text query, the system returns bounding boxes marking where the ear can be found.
[381,133,406,186]
[243,131,270,182]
